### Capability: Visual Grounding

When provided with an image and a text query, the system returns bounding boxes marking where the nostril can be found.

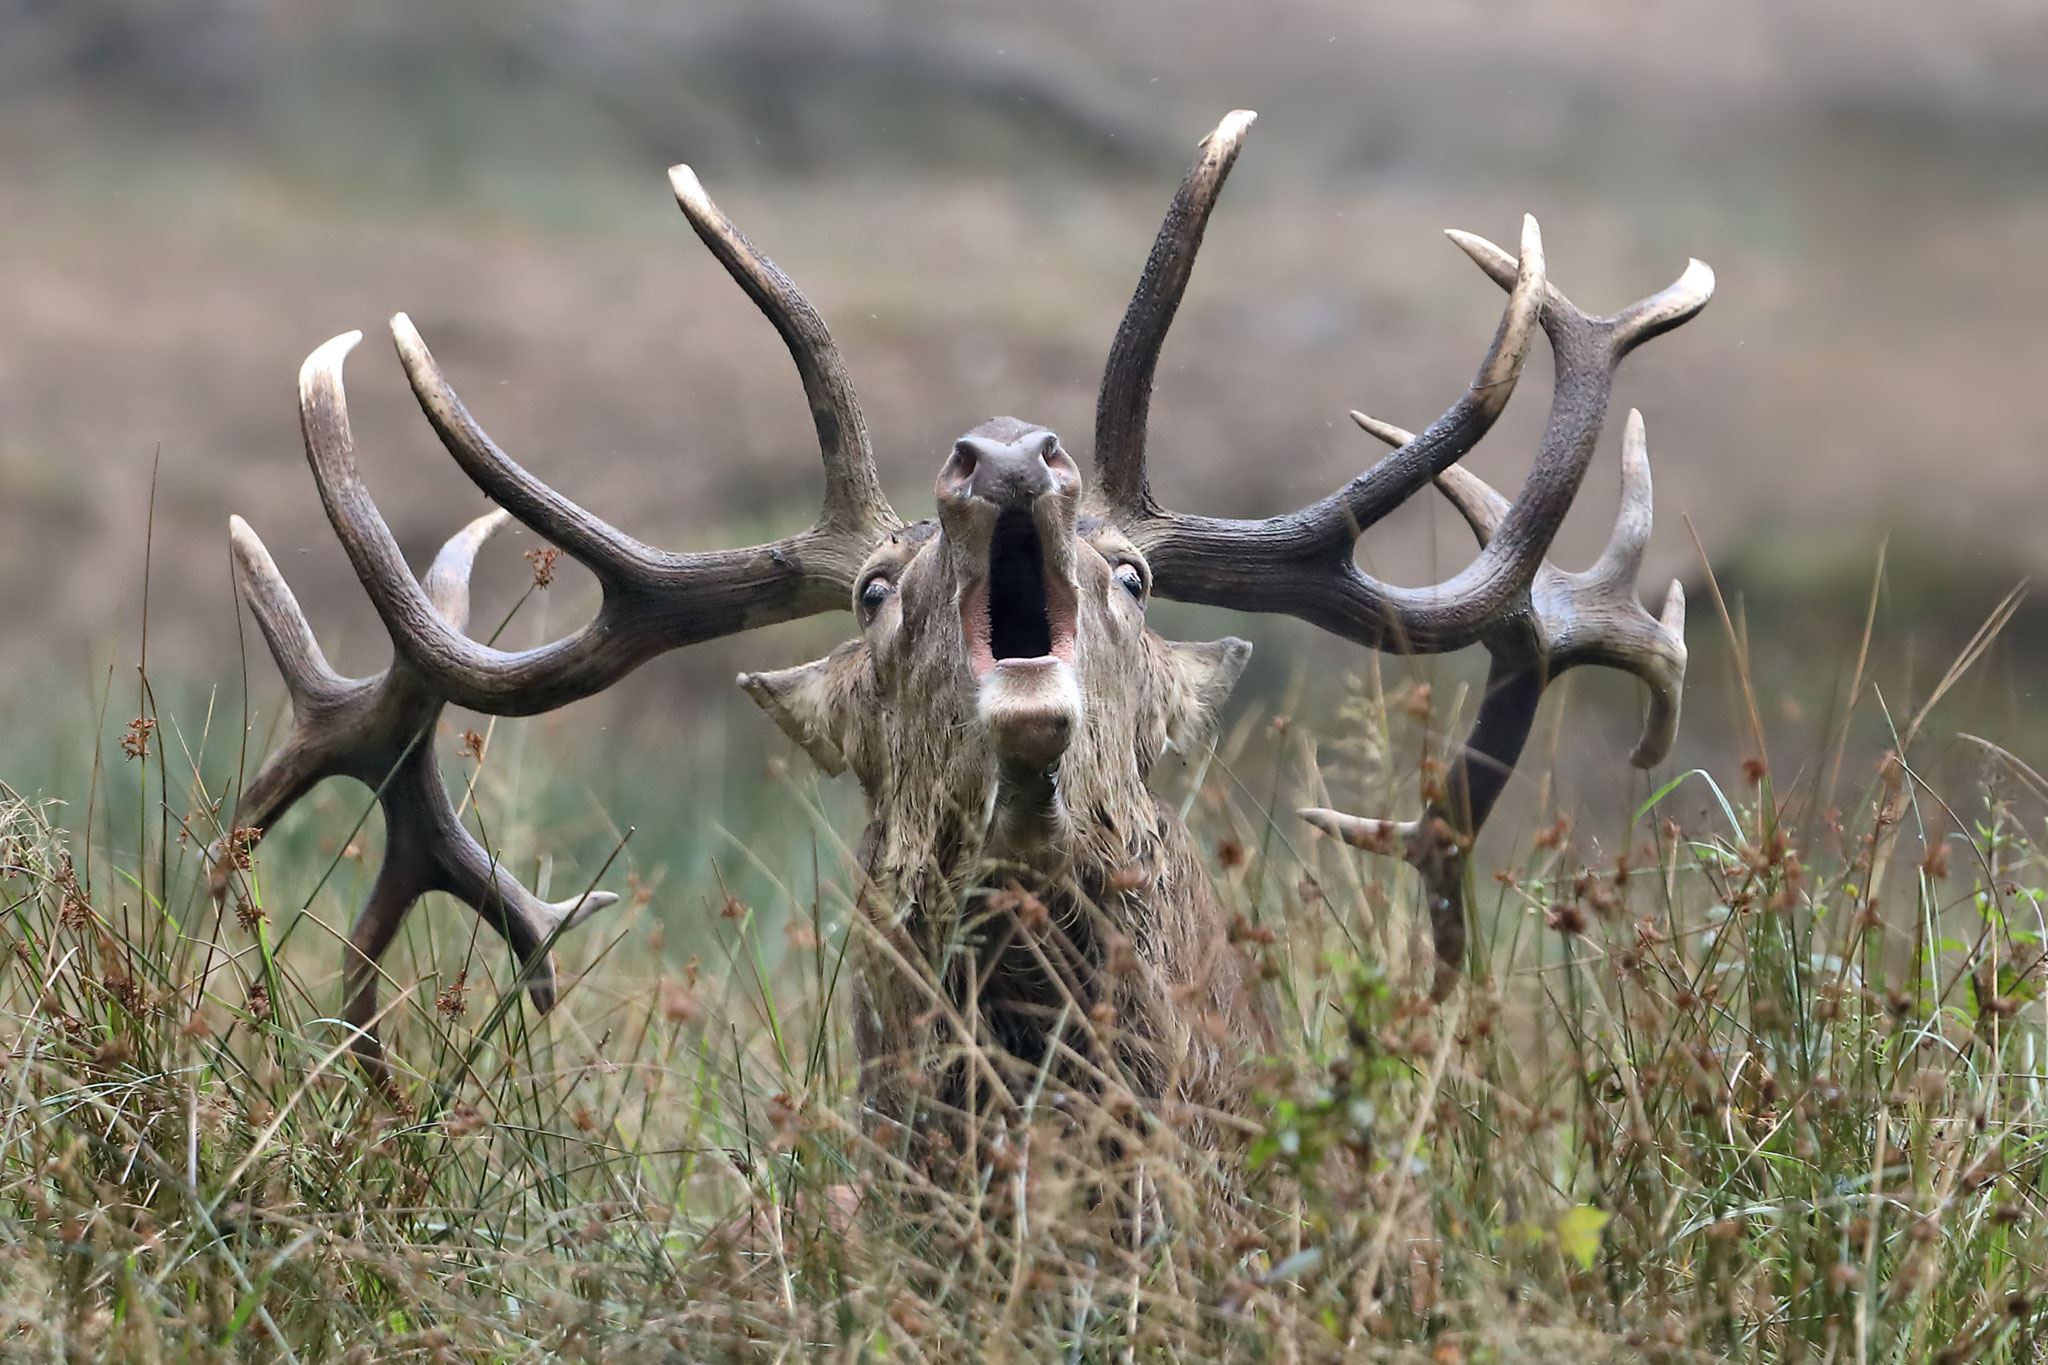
[1037,433,1059,463]
[950,443,978,480]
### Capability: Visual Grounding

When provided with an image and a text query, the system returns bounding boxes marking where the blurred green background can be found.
[4,0,2047,933]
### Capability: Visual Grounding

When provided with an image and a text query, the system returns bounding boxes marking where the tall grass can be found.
[2,598,2045,1361]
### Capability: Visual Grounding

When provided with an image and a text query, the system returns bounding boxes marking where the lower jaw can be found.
[976,660,1082,856]
[977,659,1081,771]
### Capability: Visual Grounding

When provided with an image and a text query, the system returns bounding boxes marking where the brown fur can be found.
[743,423,1264,1134]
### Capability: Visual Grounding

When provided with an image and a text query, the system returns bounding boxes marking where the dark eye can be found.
[859,576,895,617]
[1113,563,1145,599]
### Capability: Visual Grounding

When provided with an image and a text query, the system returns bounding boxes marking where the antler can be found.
[233,161,897,1066]
[1097,111,1711,994]
[300,166,902,718]
[1301,409,1686,998]
[209,507,616,1067]
[1093,110,1552,550]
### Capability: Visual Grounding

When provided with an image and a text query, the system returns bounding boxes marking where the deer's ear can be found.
[738,646,865,777]
[1157,636,1253,752]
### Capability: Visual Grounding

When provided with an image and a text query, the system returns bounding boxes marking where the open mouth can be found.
[964,509,1077,681]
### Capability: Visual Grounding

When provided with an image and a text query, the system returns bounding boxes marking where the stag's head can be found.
[219,109,1713,1080]
[740,415,1247,870]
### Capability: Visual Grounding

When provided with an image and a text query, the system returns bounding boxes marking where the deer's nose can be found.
[943,431,1065,508]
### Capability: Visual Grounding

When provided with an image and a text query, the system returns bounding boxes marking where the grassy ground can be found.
[3,576,2046,1363]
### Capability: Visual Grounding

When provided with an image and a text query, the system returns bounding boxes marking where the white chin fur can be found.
[977,658,1082,770]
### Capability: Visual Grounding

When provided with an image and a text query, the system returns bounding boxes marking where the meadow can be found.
[2,554,2044,1363]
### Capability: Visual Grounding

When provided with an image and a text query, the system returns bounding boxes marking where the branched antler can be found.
[209,504,616,1067]
[1095,111,1711,996]
[1302,409,1686,997]
[298,167,901,718]
[224,159,900,1061]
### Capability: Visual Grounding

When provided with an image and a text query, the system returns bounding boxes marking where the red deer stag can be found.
[213,111,1708,1123]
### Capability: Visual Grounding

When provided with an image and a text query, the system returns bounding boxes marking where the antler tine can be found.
[1299,807,1472,1003]
[1347,414,1510,545]
[226,514,350,711]
[420,506,512,628]
[1092,108,1257,518]
[1585,407,1656,587]
[1320,217,1546,536]
[1299,648,1541,1002]
[1454,229,1715,362]
[1540,409,1687,768]
[668,165,892,536]
[340,790,610,1069]
[392,318,671,588]
[208,515,366,902]
[212,511,618,1070]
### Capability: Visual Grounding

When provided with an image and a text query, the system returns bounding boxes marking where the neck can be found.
[985,756,1066,864]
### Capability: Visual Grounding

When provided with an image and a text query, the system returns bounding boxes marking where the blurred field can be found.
[5,2,2047,697]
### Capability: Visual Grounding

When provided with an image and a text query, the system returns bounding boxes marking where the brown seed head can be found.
[524,545,561,588]
[121,717,156,761]
[436,969,469,1019]
[659,979,700,1025]
[1545,903,1587,936]
[443,1102,487,1137]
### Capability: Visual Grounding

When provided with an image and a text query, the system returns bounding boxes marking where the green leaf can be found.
[1632,768,1742,838]
[1556,1205,1609,1271]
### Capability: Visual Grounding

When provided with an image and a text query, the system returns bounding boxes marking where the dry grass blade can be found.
[1902,579,2027,749]
[1686,515,1769,780]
